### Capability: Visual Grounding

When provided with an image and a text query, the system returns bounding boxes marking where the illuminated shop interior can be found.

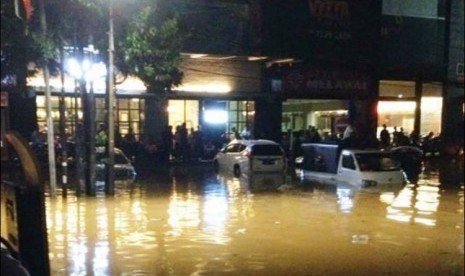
[378,80,443,137]
[281,81,444,139]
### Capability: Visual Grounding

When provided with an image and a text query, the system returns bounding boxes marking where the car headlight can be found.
[362,180,378,187]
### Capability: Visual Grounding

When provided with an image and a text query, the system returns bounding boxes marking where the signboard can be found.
[281,64,373,98]
[261,0,380,62]
[2,184,19,253]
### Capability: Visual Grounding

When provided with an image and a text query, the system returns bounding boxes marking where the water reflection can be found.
[44,167,464,275]
[385,179,440,226]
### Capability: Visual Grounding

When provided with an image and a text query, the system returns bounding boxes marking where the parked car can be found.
[213,139,286,177]
[27,142,136,182]
[96,148,137,182]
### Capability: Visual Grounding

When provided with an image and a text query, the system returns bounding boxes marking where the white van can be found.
[297,143,407,188]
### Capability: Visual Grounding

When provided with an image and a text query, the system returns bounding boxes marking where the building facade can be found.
[9,0,463,148]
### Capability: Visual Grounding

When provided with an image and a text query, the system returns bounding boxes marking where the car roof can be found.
[230,139,280,146]
[344,149,388,154]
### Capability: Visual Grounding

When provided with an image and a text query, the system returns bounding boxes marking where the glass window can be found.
[378,81,443,137]
[379,80,415,98]
[35,95,145,140]
[130,98,139,109]
[251,145,283,156]
[227,101,255,137]
[342,154,356,170]
[355,153,401,172]
[116,98,144,141]
[168,99,199,131]
[382,0,444,19]
[118,99,129,109]
[130,110,140,121]
[36,95,81,136]
[225,144,238,153]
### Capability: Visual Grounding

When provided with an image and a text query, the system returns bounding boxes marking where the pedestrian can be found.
[95,123,108,154]
[191,126,204,160]
[161,125,174,163]
[241,127,251,140]
[179,123,189,162]
[123,127,137,161]
[124,127,136,143]
[392,126,400,146]
[230,127,241,141]
[379,124,390,148]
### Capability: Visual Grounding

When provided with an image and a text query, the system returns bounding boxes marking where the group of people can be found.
[159,123,206,163]
[379,124,412,148]
[379,124,438,150]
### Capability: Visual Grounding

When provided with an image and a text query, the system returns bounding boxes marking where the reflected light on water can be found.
[168,190,201,234]
[36,169,464,275]
[379,192,396,205]
[336,187,354,213]
[202,184,229,244]
[386,180,440,226]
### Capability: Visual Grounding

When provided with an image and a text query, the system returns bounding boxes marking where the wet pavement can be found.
[40,164,465,276]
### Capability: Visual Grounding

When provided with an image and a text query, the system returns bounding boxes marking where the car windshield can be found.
[355,152,401,172]
[251,145,283,156]
[115,153,129,164]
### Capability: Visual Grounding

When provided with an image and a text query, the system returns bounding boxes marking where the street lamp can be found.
[65,45,106,196]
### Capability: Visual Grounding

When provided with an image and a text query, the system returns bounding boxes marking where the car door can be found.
[337,152,360,185]
[217,143,240,171]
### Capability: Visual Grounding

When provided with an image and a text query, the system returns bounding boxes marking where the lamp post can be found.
[66,46,106,196]
[106,0,115,195]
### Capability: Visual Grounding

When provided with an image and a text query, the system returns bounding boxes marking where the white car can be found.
[213,139,286,176]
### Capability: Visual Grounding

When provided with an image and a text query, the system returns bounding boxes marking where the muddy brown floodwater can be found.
[43,167,464,275]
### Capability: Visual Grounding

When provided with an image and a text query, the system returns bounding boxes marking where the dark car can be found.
[390,146,423,183]
[28,142,136,182]
[95,148,137,182]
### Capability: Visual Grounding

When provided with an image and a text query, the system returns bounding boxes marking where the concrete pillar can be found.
[144,95,168,143]
[254,97,282,142]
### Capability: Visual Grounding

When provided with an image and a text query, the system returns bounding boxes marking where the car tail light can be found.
[244,151,253,160]
[244,151,254,170]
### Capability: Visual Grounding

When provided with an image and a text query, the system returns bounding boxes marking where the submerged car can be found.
[213,139,286,177]
[297,143,406,188]
[96,148,137,182]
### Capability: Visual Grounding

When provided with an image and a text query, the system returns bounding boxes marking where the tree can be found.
[1,1,41,88]
[123,0,183,93]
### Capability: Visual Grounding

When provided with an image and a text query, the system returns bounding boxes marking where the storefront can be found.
[278,80,444,141]
[378,80,443,138]
[268,62,378,142]
[31,54,264,144]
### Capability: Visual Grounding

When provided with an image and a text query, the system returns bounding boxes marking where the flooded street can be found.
[45,166,464,275]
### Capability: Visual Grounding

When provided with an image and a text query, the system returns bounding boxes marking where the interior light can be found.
[204,110,228,124]
[174,83,231,93]
[66,58,82,79]
[378,101,416,113]
[189,54,207,59]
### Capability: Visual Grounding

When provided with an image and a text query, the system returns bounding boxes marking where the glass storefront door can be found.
[167,100,200,131]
